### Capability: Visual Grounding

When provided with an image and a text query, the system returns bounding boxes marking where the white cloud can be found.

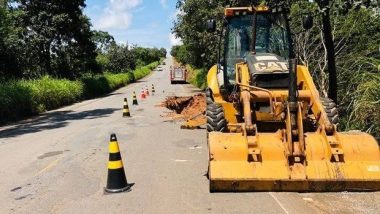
[95,0,143,30]
[160,0,167,8]
[169,33,182,46]
[170,8,182,21]
[96,11,132,30]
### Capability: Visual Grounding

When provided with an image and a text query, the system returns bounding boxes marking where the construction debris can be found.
[164,96,193,114]
[160,94,206,129]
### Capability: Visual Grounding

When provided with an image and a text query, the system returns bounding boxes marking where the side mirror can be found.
[303,15,313,30]
[206,19,216,33]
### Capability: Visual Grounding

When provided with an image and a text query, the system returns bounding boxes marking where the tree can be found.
[291,0,380,138]
[130,46,166,66]
[313,0,338,102]
[159,48,167,58]
[173,0,226,68]
[170,45,192,65]
[309,0,379,103]
[0,1,25,79]
[16,0,98,78]
[106,44,136,72]
[92,30,115,53]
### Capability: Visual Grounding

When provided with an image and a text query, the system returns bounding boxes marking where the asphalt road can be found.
[0,58,379,214]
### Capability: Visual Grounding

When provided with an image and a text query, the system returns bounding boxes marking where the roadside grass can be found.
[172,58,207,89]
[0,61,160,123]
[0,77,83,121]
[343,73,380,141]
[134,61,160,79]
[185,65,207,90]
[82,72,135,99]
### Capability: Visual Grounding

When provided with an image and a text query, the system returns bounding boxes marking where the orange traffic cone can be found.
[105,134,130,193]
[140,89,146,99]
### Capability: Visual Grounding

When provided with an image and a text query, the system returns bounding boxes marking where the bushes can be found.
[82,72,135,98]
[185,65,207,90]
[28,77,84,112]
[0,77,83,122]
[0,81,33,121]
[134,61,159,80]
[343,73,380,140]
[0,61,158,123]
[193,68,208,89]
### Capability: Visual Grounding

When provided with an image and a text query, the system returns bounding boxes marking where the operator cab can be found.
[222,6,290,90]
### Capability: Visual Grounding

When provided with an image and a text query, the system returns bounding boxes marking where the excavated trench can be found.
[161,93,206,121]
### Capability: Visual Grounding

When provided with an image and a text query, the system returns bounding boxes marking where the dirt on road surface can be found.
[0,58,379,214]
[161,93,206,123]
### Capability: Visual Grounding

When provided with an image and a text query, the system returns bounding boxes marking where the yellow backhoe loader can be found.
[206,4,380,192]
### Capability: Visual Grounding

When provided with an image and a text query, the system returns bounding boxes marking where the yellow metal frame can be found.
[224,5,269,17]
[206,3,380,192]
[207,65,238,124]
[207,62,380,192]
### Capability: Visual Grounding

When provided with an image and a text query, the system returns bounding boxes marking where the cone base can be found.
[104,185,131,193]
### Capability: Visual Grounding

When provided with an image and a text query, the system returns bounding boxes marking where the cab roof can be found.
[224,5,270,17]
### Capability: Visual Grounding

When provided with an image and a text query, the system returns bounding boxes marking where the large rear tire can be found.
[207,103,226,132]
[205,88,214,105]
[321,97,339,125]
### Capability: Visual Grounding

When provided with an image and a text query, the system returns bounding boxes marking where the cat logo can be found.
[254,61,288,72]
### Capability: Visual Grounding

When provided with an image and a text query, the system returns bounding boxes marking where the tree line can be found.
[171,0,380,139]
[0,0,167,81]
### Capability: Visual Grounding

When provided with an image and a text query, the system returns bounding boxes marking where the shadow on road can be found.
[109,92,124,96]
[0,108,118,138]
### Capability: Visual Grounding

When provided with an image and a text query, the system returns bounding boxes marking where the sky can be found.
[84,0,182,50]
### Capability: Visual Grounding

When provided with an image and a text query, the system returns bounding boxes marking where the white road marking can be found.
[303,197,314,202]
[174,159,188,162]
[189,146,202,150]
[269,192,290,214]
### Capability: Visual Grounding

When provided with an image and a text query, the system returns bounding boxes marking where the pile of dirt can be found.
[181,94,206,119]
[161,93,206,121]
[164,96,193,114]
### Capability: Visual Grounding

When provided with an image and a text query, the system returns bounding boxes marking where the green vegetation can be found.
[81,72,135,99]
[345,73,380,136]
[0,61,160,123]
[134,61,160,80]
[185,65,208,90]
[171,0,380,140]
[0,77,83,122]
[0,1,166,123]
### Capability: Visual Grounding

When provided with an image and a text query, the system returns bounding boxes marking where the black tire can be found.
[321,97,339,125]
[205,88,214,105]
[207,103,226,132]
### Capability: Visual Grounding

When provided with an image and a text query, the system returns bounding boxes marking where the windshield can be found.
[224,13,289,84]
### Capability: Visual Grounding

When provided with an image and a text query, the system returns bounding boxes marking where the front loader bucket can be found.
[208,132,380,192]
